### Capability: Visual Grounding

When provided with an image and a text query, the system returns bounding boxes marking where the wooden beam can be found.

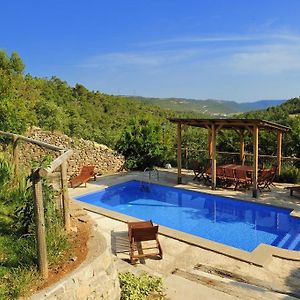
[60,150,71,232]
[0,131,64,151]
[277,131,282,175]
[239,130,245,165]
[216,124,223,131]
[252,125,259,198]
[32,169,48,278]
[208,129,212,159]
[12,136,19,174]
[39,150,73,177]
[211,124,217,190]
[177,123,182,184]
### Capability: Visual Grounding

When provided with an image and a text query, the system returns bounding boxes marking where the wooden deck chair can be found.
[257,169,273,192]
[285,186,300,196]
[69,165,96,188]
[127,220,162,264]
[190,160,203,181]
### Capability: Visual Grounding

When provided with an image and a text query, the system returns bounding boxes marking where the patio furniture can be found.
[257,168,273,192]
[190,160,203,181]
[234,168,252,190]
[204,166,212,184]
[69,165,97,188]
[127,220,162,264]
[222,166,235,187]
[285,186,300,196]
[216,167,226,186]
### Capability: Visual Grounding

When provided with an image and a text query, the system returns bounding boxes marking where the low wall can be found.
[30,222,120,300]
[18,127,124,178]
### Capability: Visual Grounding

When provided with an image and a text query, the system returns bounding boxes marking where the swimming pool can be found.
[76,180,300,252]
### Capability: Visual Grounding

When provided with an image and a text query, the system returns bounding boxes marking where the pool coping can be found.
[72,178,300,268]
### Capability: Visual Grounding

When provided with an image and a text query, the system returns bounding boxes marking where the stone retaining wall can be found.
[30,219,120,300]
[18,127,124,178]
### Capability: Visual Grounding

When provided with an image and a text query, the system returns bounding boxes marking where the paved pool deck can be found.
[69,169,300,300]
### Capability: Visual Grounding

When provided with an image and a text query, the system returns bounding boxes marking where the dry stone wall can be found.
[18,127,124,178]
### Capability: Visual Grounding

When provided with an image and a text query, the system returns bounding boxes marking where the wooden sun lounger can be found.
[69,165,96,188]
[127,220,162,264]
[285,186,300,196]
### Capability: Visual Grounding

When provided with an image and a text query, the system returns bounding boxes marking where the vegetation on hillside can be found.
[1,49,300,169]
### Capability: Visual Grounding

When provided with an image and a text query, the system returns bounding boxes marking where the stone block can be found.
[76,285,91,299]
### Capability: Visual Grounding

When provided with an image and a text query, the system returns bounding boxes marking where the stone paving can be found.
[69,169,300,300]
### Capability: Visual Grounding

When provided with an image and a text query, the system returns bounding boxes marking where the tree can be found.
[116,118,166,170]
[10,51,25,74]
[0,50,10,71]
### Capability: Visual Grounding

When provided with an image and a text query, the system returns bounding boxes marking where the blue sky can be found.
[1,0,300,102]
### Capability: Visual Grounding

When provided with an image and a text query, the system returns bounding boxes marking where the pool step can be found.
[274,230,300,250]
[286,233,300,250]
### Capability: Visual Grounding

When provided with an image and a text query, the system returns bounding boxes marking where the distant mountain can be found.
[126,96,287,115]
[239,99,287,112]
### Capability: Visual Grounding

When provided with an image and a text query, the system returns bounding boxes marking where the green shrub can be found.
[116,118,167,170]
[278,165,300,183]
[119,272,164,300]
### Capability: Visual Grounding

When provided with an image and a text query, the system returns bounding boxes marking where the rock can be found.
[18,127,125,179]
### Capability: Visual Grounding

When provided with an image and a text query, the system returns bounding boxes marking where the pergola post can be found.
[177,123,182,184]
[208,129,212,159]
[239,130,245,165]
[252,125,259,198]
[277,131,282,175]
[211,124,217,190]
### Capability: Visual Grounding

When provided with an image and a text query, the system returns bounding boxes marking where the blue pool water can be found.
[76,180,300,252]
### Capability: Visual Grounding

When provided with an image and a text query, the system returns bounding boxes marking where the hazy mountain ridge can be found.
[127,96,287,115]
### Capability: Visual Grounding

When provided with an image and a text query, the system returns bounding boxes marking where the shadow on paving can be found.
[111,230,130,256]
[284,267,300,299]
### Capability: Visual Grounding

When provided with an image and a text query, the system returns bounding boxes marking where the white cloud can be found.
[137,32,300,46]
[79,49,202,69]
[79,30,300,76]
[227,43,300,74]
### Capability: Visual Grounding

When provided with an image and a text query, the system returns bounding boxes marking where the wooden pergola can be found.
[169,118,290,198]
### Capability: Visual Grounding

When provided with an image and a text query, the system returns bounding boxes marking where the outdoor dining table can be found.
[219,164,254,173]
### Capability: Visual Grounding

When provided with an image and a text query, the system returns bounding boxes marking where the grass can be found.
[0,153,71,299]
[0,197,70,299]
[0,201,38,299]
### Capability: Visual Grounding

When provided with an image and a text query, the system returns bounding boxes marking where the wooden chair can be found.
[69,165,96,188]
[190,160,203,181]
[223,167,235,187]
[234,168,252,190]
[257,169,273,192]
[204,166,212,185]
[216,166,226,186]
[127,220,162,264]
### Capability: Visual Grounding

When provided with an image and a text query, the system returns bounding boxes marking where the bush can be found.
[116,118,167,170]
[278,165,300,183]
[119,272,164,300]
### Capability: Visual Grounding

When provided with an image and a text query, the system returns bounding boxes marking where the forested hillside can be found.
[0,50,176,147]
[128,96,286,115]
[1,50,300,164]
